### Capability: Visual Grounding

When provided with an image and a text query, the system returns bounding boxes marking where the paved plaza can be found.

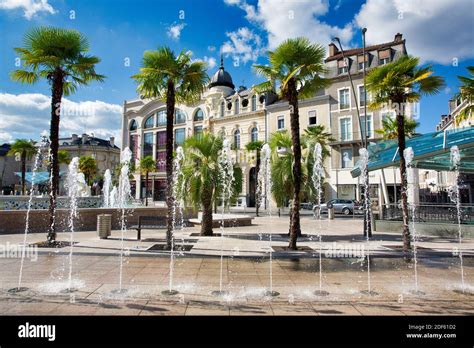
[0,216,473,315]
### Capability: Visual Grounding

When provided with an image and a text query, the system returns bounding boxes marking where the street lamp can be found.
[332,30,372,237]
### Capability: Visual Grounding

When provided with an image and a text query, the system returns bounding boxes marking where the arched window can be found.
[251,95,257,111]
[174,109,186,124]
[157,110,166,126]
[144,115,154,129]
[234,129,241,149]
[194,108,204,121]
[129,119,137,131]
[220,102,225,117]
[250,127,258,142]
[234,99,239,115]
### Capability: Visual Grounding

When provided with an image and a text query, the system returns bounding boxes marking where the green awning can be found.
[351,127,474,178]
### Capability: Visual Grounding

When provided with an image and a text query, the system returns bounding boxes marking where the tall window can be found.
[340,117,352,141]
[144,115,154,129]
[221,101,225,117]
[277,116,285,130]
[156,131,166,150]
[341,148,353,168]
[251,95,257,111]
[174,128,185,147]
[250,127,258,142]
[129,119,137,131]
[339,89,350,110]
[358,85,367,107]
[233,129,241,149]
[234,99,239,115]
[194,126,203,139]
[157,110,166,127]
[143,132,153,157]
[194,108,204,121]
[308,110,317,126]
[360,115,373,139]
[174,109,186,124]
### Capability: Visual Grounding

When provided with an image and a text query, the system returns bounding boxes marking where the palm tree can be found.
[78,156,97,186]
[132,47,208,249]
[139,156,156,206]
[375,116,420,140]
[454,66,474,126]
[8,139,37,195]
[253,37,329,249]
[58,150,71,166]
[12,27,105,244]
[245,140,264,216]
[180,133,223,236]
[366,55,444,251]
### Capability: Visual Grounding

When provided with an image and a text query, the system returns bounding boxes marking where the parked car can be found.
[316,199,361,215]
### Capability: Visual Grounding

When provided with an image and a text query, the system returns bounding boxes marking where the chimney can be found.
[109,136,115,147]
[82,133,88,144]
[328,43,339,57]
[394,33,403,42]
[71,134,78,143]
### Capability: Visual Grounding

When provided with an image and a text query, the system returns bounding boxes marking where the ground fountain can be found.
[404,147,424,295]
[113,147,132,294]
[162,146,185,296]
[61,157,81,293]
[103,169,112,208]
[359,148,376,296]
[312,143,328,296]
[8,138,47,293]
[212,138,234,297]
[258,143,279,297]
[450,145,467,294]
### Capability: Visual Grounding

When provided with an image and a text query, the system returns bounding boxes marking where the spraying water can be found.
[9,138,47,293]
[359,148,374,295]
[103,169,112,207]
[115,147,132,294]
[213,138,234,296]
[110,186,118,208]
[64,157,80,292]
[163,146,185,296]
[450,145,466,293]
[404,147,423,295]
[312,143,328,296]
[258,143,278,297]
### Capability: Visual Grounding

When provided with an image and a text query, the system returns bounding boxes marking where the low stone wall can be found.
[0,195,102,210]
[374,220,474,238]
[0,207,193,234]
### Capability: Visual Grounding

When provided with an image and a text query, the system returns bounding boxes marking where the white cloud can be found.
[354,0,474,64]
[221,27,265,64]
[192,56,217,70]
[224,0,353,51]
[0,93,123,146]
[0,0,55,19]
[167,22,186,40]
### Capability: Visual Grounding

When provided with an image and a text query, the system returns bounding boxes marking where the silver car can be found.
[316,199,359,215]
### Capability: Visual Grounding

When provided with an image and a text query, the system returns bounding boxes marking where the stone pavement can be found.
[0,216,472,315]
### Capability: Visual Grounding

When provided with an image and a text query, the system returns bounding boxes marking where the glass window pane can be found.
[144,115,154,129]
[175,128,185,147]
[143,132,153,157]
[341,148,353,168]
[157,110,167,127]
[156,151,166,172]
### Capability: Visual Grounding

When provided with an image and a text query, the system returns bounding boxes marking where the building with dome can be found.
[122,34,409,209]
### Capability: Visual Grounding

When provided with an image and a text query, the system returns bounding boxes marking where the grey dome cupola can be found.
[208,57,235,90]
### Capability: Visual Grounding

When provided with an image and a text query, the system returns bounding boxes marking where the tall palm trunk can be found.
[255,150,260,217]
[396,111,411,251]
[21,151,26,195]
[287,78,302,250]
[165,80,175,249]
[145,172,149,207]
[47,69,64,244]
[201,187,214,236]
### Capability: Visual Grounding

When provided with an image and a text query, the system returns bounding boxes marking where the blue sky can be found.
[0,0,473,144]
